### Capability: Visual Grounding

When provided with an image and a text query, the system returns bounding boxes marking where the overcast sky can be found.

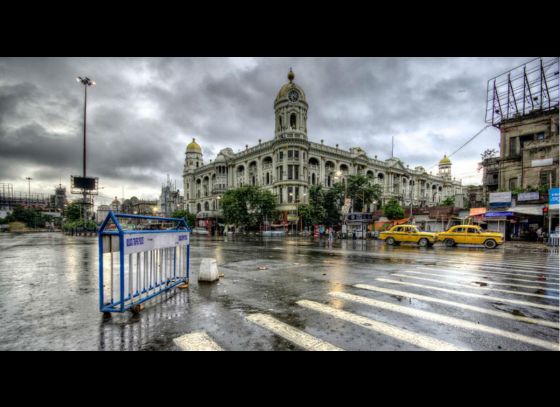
[0,57,532,205]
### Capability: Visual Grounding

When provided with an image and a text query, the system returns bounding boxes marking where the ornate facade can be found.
[183,69,463,219]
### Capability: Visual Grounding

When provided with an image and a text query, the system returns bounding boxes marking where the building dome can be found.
[275,69,306,103]
[439,155,451,165]
[186,138,202,154]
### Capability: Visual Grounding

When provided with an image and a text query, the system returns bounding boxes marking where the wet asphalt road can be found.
[0,232,558,351]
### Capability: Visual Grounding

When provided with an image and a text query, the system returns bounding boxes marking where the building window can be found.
[288,150,293,159]
[509,137,517,157]
[288,186,293,203]
[509,178,518,190]
[290,114,296,129]
[540,170,556,187]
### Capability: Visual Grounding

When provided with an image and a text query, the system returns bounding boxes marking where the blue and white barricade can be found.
[98,211,191,313]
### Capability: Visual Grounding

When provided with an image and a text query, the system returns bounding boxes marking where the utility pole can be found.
[76,76,95,225]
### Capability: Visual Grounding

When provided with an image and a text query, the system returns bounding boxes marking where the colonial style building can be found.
[183,70,463,222]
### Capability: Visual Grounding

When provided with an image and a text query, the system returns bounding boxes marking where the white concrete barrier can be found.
[198,258,220,282]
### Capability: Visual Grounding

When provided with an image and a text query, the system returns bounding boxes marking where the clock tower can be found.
[274,68,308,140]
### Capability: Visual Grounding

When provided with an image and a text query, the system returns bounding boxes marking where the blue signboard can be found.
[550,188,560,206]
[485,212,513,218]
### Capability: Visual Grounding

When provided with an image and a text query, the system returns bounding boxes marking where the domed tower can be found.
[185,138,203,170]
[183,138,203,212]
[274,68,308,140]
[438,155,452,179]
[272,69,310,220]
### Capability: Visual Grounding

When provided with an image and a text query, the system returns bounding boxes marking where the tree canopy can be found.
[383,198,405,220]
[221,186,277,229]
[171,209,196,227]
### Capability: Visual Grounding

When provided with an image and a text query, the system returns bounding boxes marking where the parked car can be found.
[379,225,437,247]
[436,225,503,249]
[192,227,209,235]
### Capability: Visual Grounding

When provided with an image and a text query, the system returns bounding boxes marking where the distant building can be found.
[159,178,183,217]
[96,204,111,223]
[110,196,120,212]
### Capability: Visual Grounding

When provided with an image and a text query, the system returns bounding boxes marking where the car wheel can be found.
[484,239,497,249]
[444,238,455,247]
[386,237,395,245]
[418,238,429,247]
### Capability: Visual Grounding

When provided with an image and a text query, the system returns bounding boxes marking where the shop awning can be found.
[469,207,487,216]
[508,205,545,216]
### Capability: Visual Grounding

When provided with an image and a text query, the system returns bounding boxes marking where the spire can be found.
[288,68,294,83]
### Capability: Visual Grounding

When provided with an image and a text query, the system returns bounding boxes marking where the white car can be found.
[192,227,209,235]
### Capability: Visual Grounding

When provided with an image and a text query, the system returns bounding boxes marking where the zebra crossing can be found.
[172,253,559,351]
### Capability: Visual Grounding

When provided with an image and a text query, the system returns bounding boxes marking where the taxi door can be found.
[467,227,483,244]
[452,227,468,244]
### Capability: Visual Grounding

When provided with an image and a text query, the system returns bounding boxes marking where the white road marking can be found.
[355,284,559,329]
[173,331,223,351]
[376,278,560,311]
[417,267,560,283]
[465,264,559,275]
[297,299,467,351]
[246,313,343,351]
[401,270,560,292]
[331,291,559,351]
[391,273,559,300]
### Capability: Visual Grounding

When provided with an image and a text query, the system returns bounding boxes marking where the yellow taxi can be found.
[436,225,503,249]
[379,224,437,247]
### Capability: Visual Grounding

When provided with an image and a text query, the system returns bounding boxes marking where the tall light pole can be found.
[25,177,32,207]
[76,76,95,224]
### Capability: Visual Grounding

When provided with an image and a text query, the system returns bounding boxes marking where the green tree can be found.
[171,209,196,227]
[323,183,345,227]
[64,202,82,222]
[442,196,455,207]
[383,198,405,220]
[298,185,328,227]
[346,175,382,212]
[221,186,277,229]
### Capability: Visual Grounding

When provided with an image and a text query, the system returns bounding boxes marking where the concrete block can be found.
[198,258,219,282]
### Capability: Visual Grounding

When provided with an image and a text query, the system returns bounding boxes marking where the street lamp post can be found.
[76,76,95,226]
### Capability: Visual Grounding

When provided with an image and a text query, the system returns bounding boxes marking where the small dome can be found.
[439,155,451,165]
[186,138,202,154]
[275,69,306,102]
[214,154,226,163]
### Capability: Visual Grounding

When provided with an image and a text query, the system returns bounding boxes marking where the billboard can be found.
[517,192,540,202]
[489,192,511,206]
[550,187,560,209]
[72,176,97,190]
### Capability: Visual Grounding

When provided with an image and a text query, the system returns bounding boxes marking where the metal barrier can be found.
[98,211,191,313]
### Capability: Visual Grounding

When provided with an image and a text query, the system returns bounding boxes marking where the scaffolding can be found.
[486,57,559,127]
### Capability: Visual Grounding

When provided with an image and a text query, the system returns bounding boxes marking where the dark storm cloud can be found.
[0,56,532,198]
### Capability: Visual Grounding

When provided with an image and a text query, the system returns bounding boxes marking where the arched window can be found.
[279,116,282,129]
[290,113,297,129]
[197,203,201,212]
[312,173,316,185]
[204,201,209,211]
[266,173,270,184]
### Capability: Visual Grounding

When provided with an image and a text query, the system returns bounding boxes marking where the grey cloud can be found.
[0,56,532,199]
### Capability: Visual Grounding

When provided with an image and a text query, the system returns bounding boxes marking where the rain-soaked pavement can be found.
[0,232,558,351]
